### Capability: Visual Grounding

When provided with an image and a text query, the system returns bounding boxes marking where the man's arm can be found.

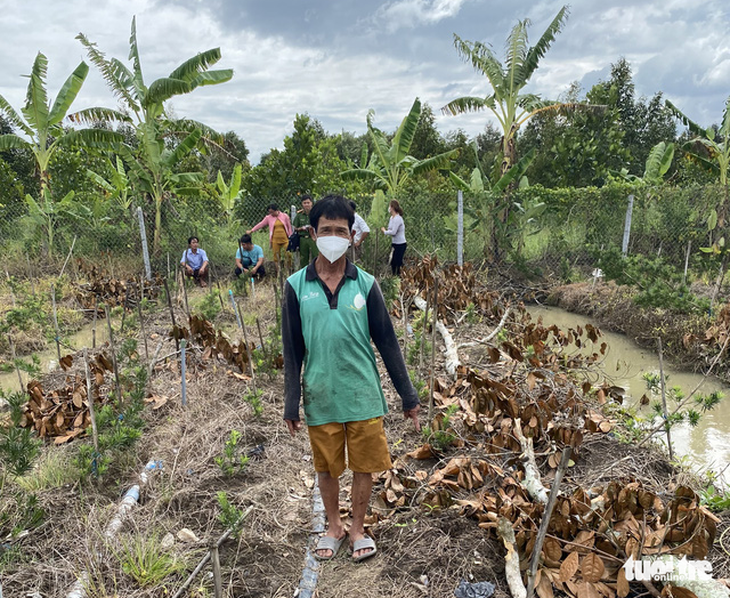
[282,280,305,423]
[356,231,369,247]
[253,256,264,272]
[367,281,419,412]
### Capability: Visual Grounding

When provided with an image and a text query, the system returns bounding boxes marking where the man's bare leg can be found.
[350,471,374,559]
[317,471,346,558]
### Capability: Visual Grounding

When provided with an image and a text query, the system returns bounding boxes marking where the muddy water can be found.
[527,305,730,474]
[0,320,109,394]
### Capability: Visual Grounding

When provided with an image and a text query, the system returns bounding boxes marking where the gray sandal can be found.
[314,534,346,561]
[351,536,377,562]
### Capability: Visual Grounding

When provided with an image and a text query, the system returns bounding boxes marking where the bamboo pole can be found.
[211,544,223,598]
[83,348,99,453]
[428,278,438,422]
[51,284,62,363]
[180,339,187,407]
[163,278,180,351]
[9,336,23,393]
[236,300,257,392]
[59,235,77,278]
[138,278,149,362]
[256,318,267,358]
[104,304,123,404]
[657,338,673,461]
[526,447,572,598]
[92,295,98,349]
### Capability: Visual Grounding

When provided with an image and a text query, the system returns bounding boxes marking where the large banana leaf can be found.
[391,98,421,164]
[169,49,223,82]
[643,142,674,181]
[521,6,569,84]
[192,70,234,88]
[146,78,192,107]
[411,149,458,176]
[23,53,50,133]
[60,128,124,150]
[67,107,130,125]
[453,36,505,92]
[165,129,202,168]
[493,148,535,193]
[48,62,89,125]
[441,96,487,117]
[0,135,32,152]
[0,96,34,137]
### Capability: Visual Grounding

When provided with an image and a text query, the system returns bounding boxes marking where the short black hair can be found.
[301,194,313,202]
[309,195,355,232]
[187,236,198,245]
[267,203,279,211]
[239,234,252,244]
[349,200,357,211]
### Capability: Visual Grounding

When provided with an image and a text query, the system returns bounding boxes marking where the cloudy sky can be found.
[1,0,729,164]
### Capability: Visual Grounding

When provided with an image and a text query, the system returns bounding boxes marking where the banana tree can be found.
[613,141,675,185]
[214,163,243,223]
[341,97,457,197]
[443,6,570,176]
[450,143,540,256]
[78,17,233,251]
[0,52,125,256]
[87,155,133,212]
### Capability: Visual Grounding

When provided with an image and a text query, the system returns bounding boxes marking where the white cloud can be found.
[374,0,467,33]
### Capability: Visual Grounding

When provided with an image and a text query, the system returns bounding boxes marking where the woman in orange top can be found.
[248,203,293,274]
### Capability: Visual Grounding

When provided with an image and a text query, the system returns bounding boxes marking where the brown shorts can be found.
[308,417,392,478]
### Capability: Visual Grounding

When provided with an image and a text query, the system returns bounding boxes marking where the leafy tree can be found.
[666,96,730,304]
[410,103,447,160]
[0,53,124,255]
[587,58,676,174]
[241,114,352,209]
[443,6,570,175]
[204,130,250,183]
[78,17,233,252]
[341,97,457,196]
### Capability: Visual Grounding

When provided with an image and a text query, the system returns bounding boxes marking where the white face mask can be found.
[316,235,350,263]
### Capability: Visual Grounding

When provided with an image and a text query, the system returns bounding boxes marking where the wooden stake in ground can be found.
[428,277,438,422]
[138,278,149,362]
[50,284,62,363]
[180,339,187,407]
[119,284,130,331]
[657,337,673,461]
[83,348,99,453]
[59,235,77,278]
[256,317,267,359]
[419,287,430,372]
[9,336,23,392]
[163,278,180,351]
[525,448,572,598]
[181,269,190,319]
[104,303,123,404]
[236,299,257,392]
[92,294,98,349]
[211,543,223,598]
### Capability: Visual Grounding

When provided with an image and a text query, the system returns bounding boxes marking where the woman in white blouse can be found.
[381,199,407,275]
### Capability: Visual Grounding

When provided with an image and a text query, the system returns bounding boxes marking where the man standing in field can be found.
[292,194,318,268]
[282,195,420,562]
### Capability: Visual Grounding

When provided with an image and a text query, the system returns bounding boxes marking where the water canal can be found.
[528,305,730,476]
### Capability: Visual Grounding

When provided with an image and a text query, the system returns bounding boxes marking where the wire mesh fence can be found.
[0,183,725,287]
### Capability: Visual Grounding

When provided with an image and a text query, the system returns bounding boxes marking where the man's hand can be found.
[285,419,302,437]
[184,264,193,275]
[403,406,421,431]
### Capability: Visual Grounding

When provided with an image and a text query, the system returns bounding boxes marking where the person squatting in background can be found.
[181,236,209,287]
[248,203,293,274]
[235,234,266,279]
[292,194,318,268]
[381,199,407,276]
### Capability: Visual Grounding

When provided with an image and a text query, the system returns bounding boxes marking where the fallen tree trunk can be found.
[413,296,460,377]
